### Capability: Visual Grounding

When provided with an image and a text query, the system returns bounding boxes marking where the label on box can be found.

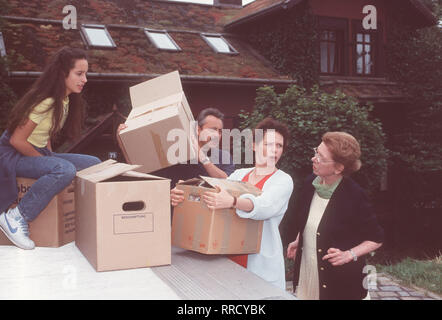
[113,213,154,234]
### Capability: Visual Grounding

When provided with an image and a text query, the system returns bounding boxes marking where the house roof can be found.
[224,0,303,30]
[2,0,289,84]
[224,0,438,30]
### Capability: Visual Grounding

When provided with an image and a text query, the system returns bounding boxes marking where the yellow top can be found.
[27,97,69,148]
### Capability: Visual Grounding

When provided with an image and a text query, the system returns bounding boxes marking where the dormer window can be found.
[80,25,116,49]
[318,17,382,77]
[145,29,181,51]
[201,34,238,54]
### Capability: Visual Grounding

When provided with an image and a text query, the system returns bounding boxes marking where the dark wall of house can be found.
[184,83,260,129]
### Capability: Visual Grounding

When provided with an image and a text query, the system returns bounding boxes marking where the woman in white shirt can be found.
[171,118,293,290]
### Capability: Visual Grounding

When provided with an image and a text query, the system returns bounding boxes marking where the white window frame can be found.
[80,24,117,49]
[144,29,181,51]
[201,33,238,55]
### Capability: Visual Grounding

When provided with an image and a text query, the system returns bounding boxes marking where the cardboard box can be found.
[118,70,196,173]
[172,176,264,255]
[0,178,75,248]
[75,160,171,272]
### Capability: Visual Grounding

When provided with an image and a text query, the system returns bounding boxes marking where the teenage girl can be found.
[0,47,101,250]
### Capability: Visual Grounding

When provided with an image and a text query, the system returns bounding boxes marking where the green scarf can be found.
[312,176,343,199]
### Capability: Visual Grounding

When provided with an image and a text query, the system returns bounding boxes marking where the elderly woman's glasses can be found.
[313,147,335,163]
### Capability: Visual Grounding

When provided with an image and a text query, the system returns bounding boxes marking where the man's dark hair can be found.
[197,107,224,127]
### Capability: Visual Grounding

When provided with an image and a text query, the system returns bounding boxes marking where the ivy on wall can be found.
[384,2,442,174]
[239,1,320,89]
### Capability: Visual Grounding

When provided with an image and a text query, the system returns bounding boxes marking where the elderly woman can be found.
[287,132,384,300]
[171,118,294,290]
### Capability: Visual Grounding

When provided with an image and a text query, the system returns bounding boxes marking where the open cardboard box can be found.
[118,71,196,173]
[0,178,75,248]
[172,176,264,255]
[75,160,171,272]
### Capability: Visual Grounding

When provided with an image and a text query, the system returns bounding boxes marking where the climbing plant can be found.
[240,1,320,89]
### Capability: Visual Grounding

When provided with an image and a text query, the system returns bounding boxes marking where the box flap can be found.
[129,71,183,110]
[121,170,169,181]
[199,176,262,196]
[78,161,142,183]
[177,178,210,187]
[76,159,117,178]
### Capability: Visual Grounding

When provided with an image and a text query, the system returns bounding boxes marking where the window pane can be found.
[357,44,363,56]
[365,54,372,74]
[357,33,363,42]
[84,27,113,47]
[149,32,179,50]
[329,31,336,41]
[365,34,371,42]
[321,31,328,40]
[206,36,232,53]
[320,42,328,72]
[329,42,336,72]
[357,56,363,74]
[365,45,371,53]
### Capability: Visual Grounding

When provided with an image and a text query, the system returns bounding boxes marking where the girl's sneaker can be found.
[0,207,35,250]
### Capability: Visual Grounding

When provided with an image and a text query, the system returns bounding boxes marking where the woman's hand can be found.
[322,248,353,266]
[171,187,185,207]
[203,186,234,210]
[287,240,298,260]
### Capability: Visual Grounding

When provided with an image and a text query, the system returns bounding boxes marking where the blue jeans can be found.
[15,147,101,222]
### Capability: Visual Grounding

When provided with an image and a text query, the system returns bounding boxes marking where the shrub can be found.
[239,85,389,196]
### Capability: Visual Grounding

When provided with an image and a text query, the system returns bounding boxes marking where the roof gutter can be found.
[8,71,296,87]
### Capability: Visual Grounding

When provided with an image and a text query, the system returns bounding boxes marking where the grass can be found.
[376,254,442,295]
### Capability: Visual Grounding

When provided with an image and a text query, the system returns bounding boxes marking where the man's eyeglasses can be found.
[313,147,335,163]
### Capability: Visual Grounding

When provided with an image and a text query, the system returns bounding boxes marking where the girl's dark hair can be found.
[7,47,88,141]
[254,117,290,149]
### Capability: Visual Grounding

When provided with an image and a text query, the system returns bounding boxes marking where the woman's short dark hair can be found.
[197,107,224,127]
[254,117,290,149]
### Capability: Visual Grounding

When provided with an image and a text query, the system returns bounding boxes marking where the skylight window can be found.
[145,30,181,51]
[168,0,213,4]
[201,34,238,54]
[242,0,256,5]
[0,32,6,57]
[81,25,116,48]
